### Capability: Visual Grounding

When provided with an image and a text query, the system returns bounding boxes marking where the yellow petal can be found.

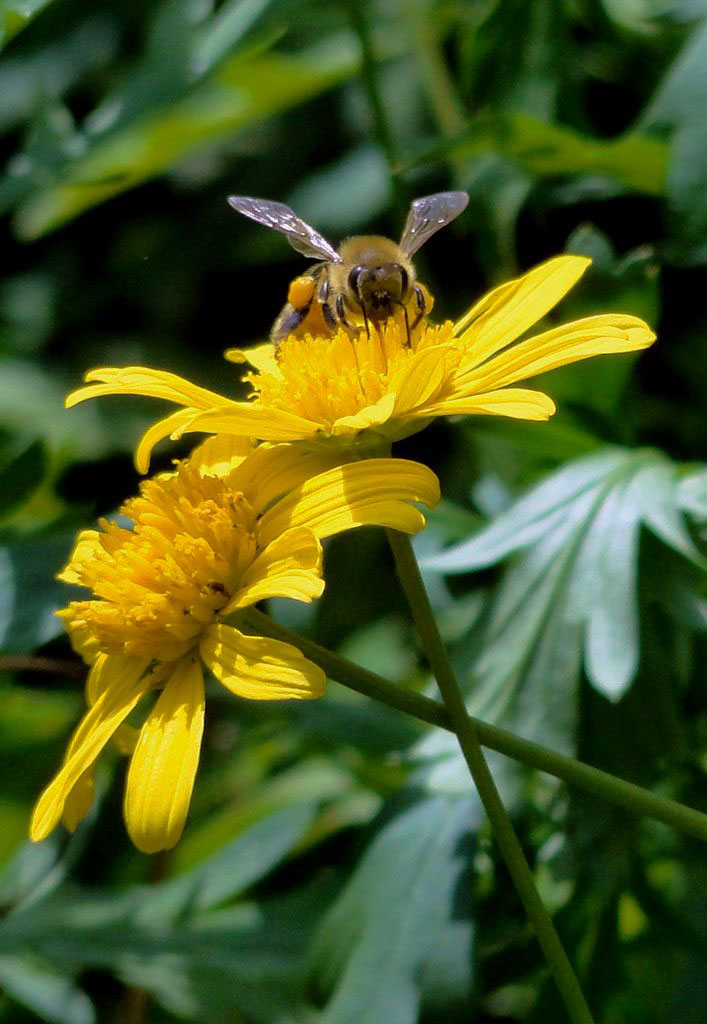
[56,610,100,665]
[188,434,255,477]
[225,527,323,611]
[179,404,322,443]
[258,459,440,544]
[455,256,591,365]
[391,346,458,413]
[60,678,139,835]
[456,314,656,392]
[61,659,135,833]
[83,664,141,757]
[200,624,325,700]
[57,530,102,585]
[453,278,518,335]
[85,652,107,706]
[225,342,281,377]
[84,655,170,707]
[313,499,429,535]
[64,366,233,409]
[124,659,205,854]
[66,367,235,410]
[424,388,556,420]
[62,768,95,833]
[30,654,151,842]
[230,443,344,513]
[134,408,198,474]
[330,394,396,434]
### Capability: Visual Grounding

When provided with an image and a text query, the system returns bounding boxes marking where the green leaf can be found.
[425,448,706,705]
[462,0,573,118]
[0,440,48,518]
[0,0,54,52]
[425,449,627,572]
[140,801,317,919]
[172,755,369,869]
[338,616,418,682]
[402,112,668,196]
[0,806,331,1022]
[0,532,75,651]
[0,878,324,1024]
[470,415,602,468]
[286,145,391,235]
[192,0,277,77]
[664,119,707,265]
[0,838,60,906]
[643,19,707,264]
[0,681,78,752]
[310,795,475,1024]
[14,35,361,238]
[643,18,707,128]
[461,505,586,751]
[0,360,107,462]
[677,467,707,526]
[0,954,94,1024]
[118,886,324,1024]
[117,916,310,1024]
[578,472,644,695]
[640,463,706,566]
[461,154,532,277]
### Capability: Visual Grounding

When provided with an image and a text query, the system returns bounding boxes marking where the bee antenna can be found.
[362,306,371,339]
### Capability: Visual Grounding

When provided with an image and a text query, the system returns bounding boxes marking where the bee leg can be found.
[335,293,357,333]
[346,296,368,339]
[271,303,309,344]
[322,302,337,330]
[318,275,330,303]
[402,303,411,346]
[410,285,427,331]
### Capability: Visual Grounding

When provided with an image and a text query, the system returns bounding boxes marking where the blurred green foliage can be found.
[0,0,705,1021]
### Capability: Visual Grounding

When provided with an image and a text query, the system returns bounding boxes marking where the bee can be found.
[227,191,469,344]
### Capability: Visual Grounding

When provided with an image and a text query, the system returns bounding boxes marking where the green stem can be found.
[384,529,595,1024]
[241,608,707,842]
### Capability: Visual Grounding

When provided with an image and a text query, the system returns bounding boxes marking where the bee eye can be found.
[398,266,409,295]
[348,265,365,296]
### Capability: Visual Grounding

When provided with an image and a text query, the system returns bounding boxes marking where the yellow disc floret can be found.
[33,443,441,853]
[65,255,657,467]
[251,319,460,433]
[58,463,258,662]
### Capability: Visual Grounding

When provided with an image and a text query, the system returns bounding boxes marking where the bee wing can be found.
[399,191,469,258]
[227,196,342,263]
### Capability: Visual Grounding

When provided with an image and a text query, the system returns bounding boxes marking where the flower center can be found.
[248,319,458,429]
[62,464,257,662]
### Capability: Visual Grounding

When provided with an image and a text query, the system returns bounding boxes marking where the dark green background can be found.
[0,1,705,1021]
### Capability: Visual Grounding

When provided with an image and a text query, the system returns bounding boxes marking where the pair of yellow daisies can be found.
[32,254,654,852]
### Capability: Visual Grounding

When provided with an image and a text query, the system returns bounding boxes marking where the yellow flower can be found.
[31,440,439,853]
[66,256,655,466]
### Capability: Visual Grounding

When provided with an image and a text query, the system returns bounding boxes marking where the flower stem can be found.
[241,607,707,842]
[384,529,596,1024]
[240,606,704,839]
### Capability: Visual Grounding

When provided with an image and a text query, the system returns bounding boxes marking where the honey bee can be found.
[227,192,469,344]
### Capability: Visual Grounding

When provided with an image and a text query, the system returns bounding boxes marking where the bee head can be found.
[347,263,409,315]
